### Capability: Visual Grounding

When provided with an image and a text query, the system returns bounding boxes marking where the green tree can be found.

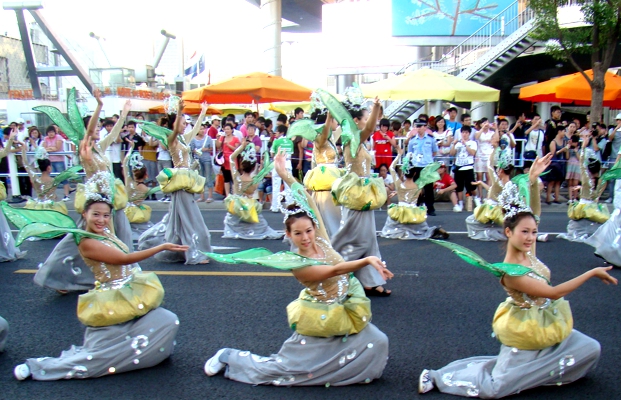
[529,0,621,122]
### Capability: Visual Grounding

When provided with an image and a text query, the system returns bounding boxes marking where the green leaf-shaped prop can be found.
[40,165,83,197]
[316,89,359,157]
[134,120,171,149]
[415,162,441,189]
[287,119,324,142]
[32,88,85,147]
[430,239,549,283]
[201,248,325,270]
[252,152,274,185]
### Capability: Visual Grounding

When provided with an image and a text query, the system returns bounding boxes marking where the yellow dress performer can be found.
[380,151,446,240]
[222,143,282,239]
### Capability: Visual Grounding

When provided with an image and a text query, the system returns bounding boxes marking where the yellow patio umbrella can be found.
[211,105,254,115]
[267,101,311,114]
[361,69,500,102]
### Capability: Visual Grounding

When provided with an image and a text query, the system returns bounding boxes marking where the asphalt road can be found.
[0,209,619,400]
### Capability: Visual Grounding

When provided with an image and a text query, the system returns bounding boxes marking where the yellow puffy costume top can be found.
[493,253,573,350]
[388,203,428,224]
[331,173,387,211]
[304,165,345,191]
[156,168,205,194]
[76,232,164,327]
[568,200,610,224]
[0,182,7,201]
[473,201,505,225]
[75,178,128,213]
[286,237,372,337]
[224,195,261,224]
[124,204,152,224]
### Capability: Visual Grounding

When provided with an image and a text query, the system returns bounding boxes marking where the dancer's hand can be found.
[161,243,190,252]
[591,266,618,285]
[529,153,553,181]
[80,135,93,163]
[94,88,103,105]
[201,102,209,113]
[121,100,132,118]
[274,148,288,176]
[367,256,394,281]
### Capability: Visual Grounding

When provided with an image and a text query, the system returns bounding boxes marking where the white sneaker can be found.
[605,198,613,203]
[537,234,549,242]
[453,204,462,212]
[270,208,280,213]
[204,349,227,376]
[418,369,434,394]
[163,197,171,203]
[62,196,70,202]
[14,364,31,380]
[474,197,482,207]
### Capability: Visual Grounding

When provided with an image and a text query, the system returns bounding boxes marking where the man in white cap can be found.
[208,116,221,139]
[15,118,28,142]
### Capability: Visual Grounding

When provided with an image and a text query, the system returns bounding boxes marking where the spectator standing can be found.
[100,119,124,182]
[239,111,254,137]
[372,118,397,169]
[543,126,569,204]
[449,125,478,212]
[445,107,462,133]
[544,105,562,153]
[406,118,438,215]
[566,134,581,202]
[509,112,527,157]
[523,115,545,169]
[473,120,498,205]
[215,123,241,197]
[26,126,43,167]
[122,121,145,155]
[208,116,221,139]
[190,124,215,202]
[294,107,304,121]
[432,116,453,163]
[43,125,70,201]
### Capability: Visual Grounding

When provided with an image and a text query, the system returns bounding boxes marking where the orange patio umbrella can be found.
[182,72,312,104]
[148,103,222,115]
[519,69,621,107]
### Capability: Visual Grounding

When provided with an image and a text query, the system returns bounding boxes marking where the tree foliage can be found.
[529,0,621,122]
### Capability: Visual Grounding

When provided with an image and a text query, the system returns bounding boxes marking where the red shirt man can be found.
[208,116,221,139]
[373,118,397,168]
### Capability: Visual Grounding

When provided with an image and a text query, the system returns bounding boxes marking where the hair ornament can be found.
[400,153,416,175]
[496,147,514,170]
[84,171,114,205]
[498,181,531,220]
[343,82,365,107]
[129,152,145,171]
[277,183,319,227]
[35,146,49,161]
[163,96,181,115]
[241,143,257,164]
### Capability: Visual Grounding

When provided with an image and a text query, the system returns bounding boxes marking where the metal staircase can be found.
[386,0,537,121]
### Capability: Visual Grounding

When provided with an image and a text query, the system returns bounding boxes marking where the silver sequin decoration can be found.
[108,367,116,373]
[133,359,140,365]
[239,351,250,357]
[130,335,149,354]
[86,355,93,361]
[65,365,88,379]
[3,232,10,246]
[346,349,357,360]
[300,339,306,345]
[367,343,374,349]
[339,356,346,366]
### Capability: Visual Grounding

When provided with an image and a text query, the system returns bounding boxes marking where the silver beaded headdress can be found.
[400,153,416,174]
[496,147,514,170]
[163,95,181,115]
[277,182,319,227]
[497,180,531,220]
[35,146,49,161]
[241,143,257,164]
[83,170,114,205]
[129,152,145,171]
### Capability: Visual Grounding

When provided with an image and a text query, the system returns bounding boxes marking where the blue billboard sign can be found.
[392,0,514,37]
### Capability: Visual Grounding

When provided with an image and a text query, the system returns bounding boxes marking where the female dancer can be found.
[34,90,134,292]
[122,142,156,241]
[586,157,621,266]
[466,148,516,241]
[379,149,447,240]
[291,112,343,238]
[566,135,581,202]
[222,143,282,239]
[21,145,80,215]
[12,195,185,380]
[559,140,611,242]
[321,90,390,296]
[0,131,26,262]
[137,100,211,264]
[203,149,392,386]
[419,156,617,398]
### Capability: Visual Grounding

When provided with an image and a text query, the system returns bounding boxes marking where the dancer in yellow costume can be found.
[21,146,80,215]
[466,147,514,241]
[136,98,211,264]
[203,149,392,386]
[315,87,390,297]
[222,143,282,239]
[561,139,613,242]
[34,89,135,292]
[419,154,616,398]
[290,111,344,238]
[379,149,448,240]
